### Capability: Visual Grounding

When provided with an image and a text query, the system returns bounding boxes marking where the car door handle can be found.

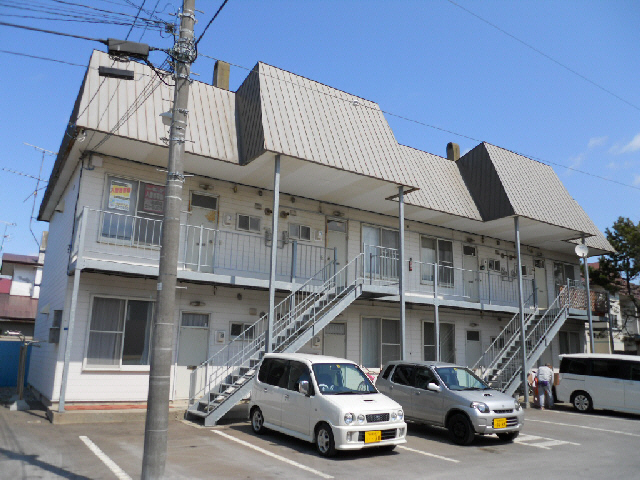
[284,394,289,400]
[415,391,421,395]
[389,385,393,390]
[263,388,268,392]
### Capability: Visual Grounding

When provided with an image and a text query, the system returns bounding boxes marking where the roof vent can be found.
[213,60,230,90]
[447,142,460,161]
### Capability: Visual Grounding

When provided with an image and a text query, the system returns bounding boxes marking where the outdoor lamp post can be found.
[575,241,595,353]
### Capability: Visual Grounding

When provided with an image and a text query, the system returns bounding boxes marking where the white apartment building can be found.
[29,51,613,424]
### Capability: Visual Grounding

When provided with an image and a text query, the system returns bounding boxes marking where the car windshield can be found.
[312,363,377,395]
[435,366,490,391]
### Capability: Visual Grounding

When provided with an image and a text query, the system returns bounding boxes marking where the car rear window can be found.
[560,357,589,375]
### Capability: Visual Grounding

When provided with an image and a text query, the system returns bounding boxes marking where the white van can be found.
[249,353,407,456]
[556,353,640,414]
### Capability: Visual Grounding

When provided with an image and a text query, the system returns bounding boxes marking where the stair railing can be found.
[472,292,536,375]
[188,252,364,406]
[491,286,571,393]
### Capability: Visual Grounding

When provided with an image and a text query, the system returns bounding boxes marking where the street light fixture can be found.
[575,240,595,353]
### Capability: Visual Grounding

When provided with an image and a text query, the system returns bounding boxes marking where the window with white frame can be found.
[420,236,454,286]
[361,317,400,368]
[423,321,455,363]
[101,176,164,246]
[362,225,399,277]
[85,297,153,367]
[289,223,311,241]
[237,214,261,233]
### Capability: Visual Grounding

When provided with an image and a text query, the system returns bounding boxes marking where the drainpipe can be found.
[514,216,528,407]
[398,186,406,360]
[267,155,281,353]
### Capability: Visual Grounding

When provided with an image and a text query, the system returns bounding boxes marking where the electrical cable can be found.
[445,0,640,113]
[125,0,147,40]
[0,20,105,42]
[195,0,229,45]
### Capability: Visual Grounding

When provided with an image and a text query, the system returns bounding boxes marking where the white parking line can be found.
[79,436,132,480]
[398,445,460,463]
[212,430,334,479]
[528,419,640,438]
[514,433,580,450]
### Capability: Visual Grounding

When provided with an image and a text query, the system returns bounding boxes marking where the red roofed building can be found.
[0,243,46,338]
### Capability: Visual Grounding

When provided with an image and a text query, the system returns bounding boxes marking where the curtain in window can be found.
[361,317,380,368]
[122,300,153,365]
[438,240,454,286]
[420,237,436,282]
[381,319,401,366]
[86,297,126,366]
[423,322,455,363]
[181,313,209,327]
[362,226,380,274]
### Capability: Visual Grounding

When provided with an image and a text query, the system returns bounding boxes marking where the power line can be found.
[0,48,89,68]
[445,0,640,113]
[125,0,147,40]
[0,20,104,42]
[195,0,229,45]
[197,54,640,193]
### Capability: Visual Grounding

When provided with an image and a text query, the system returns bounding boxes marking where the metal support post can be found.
[434,265,440,361]
[398,186,406,360]
[142,1,195,478]
[267,155,281,353]
[514,216,528,408]
[582,238,595,353]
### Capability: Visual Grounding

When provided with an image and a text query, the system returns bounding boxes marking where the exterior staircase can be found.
[474,287,571,396]
[185,253,365,426]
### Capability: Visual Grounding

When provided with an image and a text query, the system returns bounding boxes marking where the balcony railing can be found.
[361,245,536,309]
[71,209,537,310]
[71,208,332,283]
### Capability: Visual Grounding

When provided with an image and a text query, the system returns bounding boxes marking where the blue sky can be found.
[0,0,638,259]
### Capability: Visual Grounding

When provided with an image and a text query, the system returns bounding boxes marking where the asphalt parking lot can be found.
[2,401,640,479]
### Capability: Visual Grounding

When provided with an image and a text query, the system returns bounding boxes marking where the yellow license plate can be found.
[364,431,382,444]
[493,418,507,429]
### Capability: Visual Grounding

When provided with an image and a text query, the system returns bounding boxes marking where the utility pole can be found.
[141,1,196,478]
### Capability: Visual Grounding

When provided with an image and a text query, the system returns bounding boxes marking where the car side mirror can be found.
[298,380,310,396]
[427,382,441,392]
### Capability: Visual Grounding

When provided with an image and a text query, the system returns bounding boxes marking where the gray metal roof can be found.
[400,145,482,221]
[236,62,414,187]
[75,51,239,164]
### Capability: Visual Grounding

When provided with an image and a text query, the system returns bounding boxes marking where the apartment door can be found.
[465,330,482,367]
[326,219,348,285]
[323,322,347,358]
[185,192,219,273]
[174,313,210,400]
[462,246,480,303]
[534,259,548,309]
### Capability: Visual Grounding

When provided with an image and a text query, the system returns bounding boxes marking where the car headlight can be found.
[471,401,490,413]
[397,409,404,421]
[344,412,354,425]
[514,399,522,411]
[357,414,365,424]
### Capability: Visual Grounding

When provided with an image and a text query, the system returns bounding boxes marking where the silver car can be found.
[376,361,524,445]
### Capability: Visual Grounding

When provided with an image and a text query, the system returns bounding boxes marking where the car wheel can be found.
[497,431,519,442]
[448,413,475,445]
[251,407,266,434]
[315,423,337,457]
[572,391,593,412]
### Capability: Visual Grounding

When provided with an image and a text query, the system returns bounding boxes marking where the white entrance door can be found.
[323,322,347,358]
[185,192,218,273]
[326,219,348,285]
[462,246,479,303]
[534,259,548,309]
[465,330,482,367]
[174,313,210,400]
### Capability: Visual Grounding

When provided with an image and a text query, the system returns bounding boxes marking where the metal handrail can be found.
[188,252,364,406]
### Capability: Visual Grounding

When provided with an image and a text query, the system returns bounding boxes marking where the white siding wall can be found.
[29,165,81,400]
